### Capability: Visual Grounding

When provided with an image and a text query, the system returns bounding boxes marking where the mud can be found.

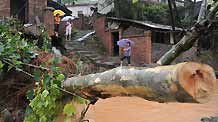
[85,86,218,122]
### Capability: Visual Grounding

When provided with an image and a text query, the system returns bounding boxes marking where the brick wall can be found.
[0,0,47,23]
[151,43,197,64]
[28,0,47,23]
[94,16,113,56]
[94,16,152,64]
[0,0,10,17]
[72,15,84,30]
[152,43,172,62]
[122,31,152,65]
[43,7,55,36]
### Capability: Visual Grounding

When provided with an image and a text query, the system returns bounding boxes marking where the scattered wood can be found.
[63,62,216,103]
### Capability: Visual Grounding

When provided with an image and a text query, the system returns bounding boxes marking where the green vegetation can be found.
[113,1,170,24]
[113,0,196,27]
[0,19,46,72]
[0,19,88,122]
[141,3,169,24]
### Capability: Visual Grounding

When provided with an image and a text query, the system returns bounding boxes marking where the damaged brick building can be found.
[0,0,71,36]
[94,16,184,65]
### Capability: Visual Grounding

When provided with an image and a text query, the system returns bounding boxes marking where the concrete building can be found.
[66,1,97,17]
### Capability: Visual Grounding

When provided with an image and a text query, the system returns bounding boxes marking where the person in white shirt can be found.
[65,20,72,41]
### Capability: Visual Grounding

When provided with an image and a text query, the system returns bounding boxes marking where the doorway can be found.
[112,32,119,56]
[10,0,28,23]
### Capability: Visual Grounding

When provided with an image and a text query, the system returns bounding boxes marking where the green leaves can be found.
[42,90,49,98]
[25,63,65,122]
[26,89,35,100]
[132,0,138,4]
[63,103,76,116]
[0,19,63,122]
[43,74,52,89]
[56,74,65,81]
[0,61,4,69]
[73,96,87,104]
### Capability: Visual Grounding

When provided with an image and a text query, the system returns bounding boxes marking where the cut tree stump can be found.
[63,62,216,103]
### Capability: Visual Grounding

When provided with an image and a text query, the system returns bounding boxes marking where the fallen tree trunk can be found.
[63,62,216,103]
[157,3,218,65]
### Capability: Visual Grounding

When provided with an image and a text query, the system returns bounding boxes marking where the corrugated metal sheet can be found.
[107,17,183,32]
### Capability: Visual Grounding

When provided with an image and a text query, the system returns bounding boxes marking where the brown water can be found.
[86,91,218,122]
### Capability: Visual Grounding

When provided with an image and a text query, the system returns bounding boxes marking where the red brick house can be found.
[0,0,71,36]
[93,16,183,65]
[0,0,47,23]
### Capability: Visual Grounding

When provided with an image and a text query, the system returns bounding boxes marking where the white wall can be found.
[67,5,95,17]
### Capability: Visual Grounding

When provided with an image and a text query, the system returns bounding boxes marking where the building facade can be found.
[93,16,184,65]
[66,4,97,17]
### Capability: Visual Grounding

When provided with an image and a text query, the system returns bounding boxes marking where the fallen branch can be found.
[157,3,218,65]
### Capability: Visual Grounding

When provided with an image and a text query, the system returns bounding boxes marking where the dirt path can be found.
[86,86,218,122]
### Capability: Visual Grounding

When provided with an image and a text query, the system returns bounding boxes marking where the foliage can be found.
[63,103,76,116]
[24,60,65,122]
[0,19,61,122]
[0,19,38,69]
[142,3,170,24]
[38,25,51,51]
[113,1,170,24]
[180,16,196,28]
[113,0,195,27]
[0,18,89,122]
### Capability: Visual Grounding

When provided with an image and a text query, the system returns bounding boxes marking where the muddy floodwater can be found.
[86,85,218,122]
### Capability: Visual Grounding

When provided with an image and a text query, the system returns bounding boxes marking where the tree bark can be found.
[63,62,216,103]
[197,0,207,22]
[157,3,218,65]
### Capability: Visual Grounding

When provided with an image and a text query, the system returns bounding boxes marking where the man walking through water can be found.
[120,42,131,66]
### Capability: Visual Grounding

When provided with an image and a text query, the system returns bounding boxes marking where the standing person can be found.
[54,13,61,36]
[120,42,131,66]
[65,20,72,41]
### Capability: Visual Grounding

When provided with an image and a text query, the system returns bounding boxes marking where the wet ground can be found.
[85,84,218,122]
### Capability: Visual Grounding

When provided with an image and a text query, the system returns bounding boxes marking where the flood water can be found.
[86,85,218,122]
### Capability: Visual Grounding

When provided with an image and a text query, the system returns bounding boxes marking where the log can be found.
[157,3,218,65]
[157,31,198,65]
[63,62,216,103]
